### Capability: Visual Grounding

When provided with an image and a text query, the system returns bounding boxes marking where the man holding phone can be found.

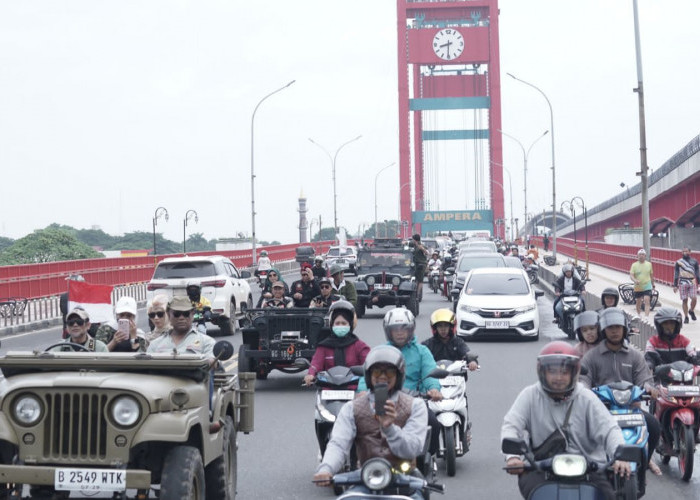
[309,277,342,308]
[313,345,428,498]
[95,296,146,352]
[289,265,321,308]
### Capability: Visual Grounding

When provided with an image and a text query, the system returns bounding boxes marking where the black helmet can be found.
[599,307,628,339]
[363,345,406,392]
[653,306,682,341]
[186,282,201,301]
[537,341,581,397]
[327,299,356,332]
[600,287,619,308]
[573,311,600,344]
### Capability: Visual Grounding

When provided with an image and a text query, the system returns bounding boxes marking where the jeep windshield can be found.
[358,251,412,273]
[153,261,217,279]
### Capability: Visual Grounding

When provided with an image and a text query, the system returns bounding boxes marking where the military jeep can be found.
[354,242,419,318]
[0,343,255,499]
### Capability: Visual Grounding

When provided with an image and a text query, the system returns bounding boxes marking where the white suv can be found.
[146,255,253,335]
[325,246,358,275]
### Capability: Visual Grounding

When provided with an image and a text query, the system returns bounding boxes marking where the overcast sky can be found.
[0,1,698,245]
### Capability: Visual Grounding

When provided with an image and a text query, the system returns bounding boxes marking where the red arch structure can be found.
[396,0,504,237]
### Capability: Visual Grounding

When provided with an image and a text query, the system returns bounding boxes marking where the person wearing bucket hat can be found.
[309,277,342,308]
[54,307,108,352]
[147,296,215,357]
[95,296,147,352]
[329,263,357,307]
[303,300,370,386]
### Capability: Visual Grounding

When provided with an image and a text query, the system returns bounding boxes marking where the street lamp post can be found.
[152,207,169,257]
[374,162,396,238]
[507,73,557,261]
[500,129,548,225]
[183,210,198,254]
[491,161,514,241]
[309,135,362,240]
[250,80,295,266]
[571,196,588,277]
[561,200,577,264]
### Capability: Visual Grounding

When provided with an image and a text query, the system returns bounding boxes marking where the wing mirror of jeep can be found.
[213,341,234,362]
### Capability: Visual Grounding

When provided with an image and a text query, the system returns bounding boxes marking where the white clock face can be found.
[432,29,464,61]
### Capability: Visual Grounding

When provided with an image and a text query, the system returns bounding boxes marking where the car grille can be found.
[44,392,109,459]
[476,309,517,318]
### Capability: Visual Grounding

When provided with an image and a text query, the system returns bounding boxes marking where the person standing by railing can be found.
[672,247,700,324]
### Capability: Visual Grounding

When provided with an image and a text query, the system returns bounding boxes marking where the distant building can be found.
[298,190,308,243]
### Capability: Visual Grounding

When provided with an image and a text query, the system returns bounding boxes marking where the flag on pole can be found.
[67,281,114,323]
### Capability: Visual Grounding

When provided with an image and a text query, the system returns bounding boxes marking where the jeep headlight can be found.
[366,276,376,286]
[391,276,401,286]
[111,396,141,428]
[13,394,43,426]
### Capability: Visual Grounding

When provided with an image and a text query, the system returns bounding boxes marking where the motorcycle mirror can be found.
[446,267,455,273]
[293,357,310,368]
[212,341,234,362]
[579,365,589,376]
[501,438,528,455]
[350,365,365,377]
[613,445,642,464]
[426,368,450,379]
[654,365,669,377]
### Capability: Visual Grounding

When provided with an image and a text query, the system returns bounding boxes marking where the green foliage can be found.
[258,240,281,246]
[311,228,355,242]
[0,236,13,252]
[0,228,103,265]
[185,232,217,252]
[110,231,180,255]
[363,221,401,239]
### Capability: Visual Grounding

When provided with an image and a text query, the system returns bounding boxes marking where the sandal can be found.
[648,460,663,476]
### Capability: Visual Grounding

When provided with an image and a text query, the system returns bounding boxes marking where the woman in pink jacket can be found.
[303,300,370,386]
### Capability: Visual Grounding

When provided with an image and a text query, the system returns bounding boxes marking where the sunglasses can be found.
[148,311,165,319]
[67,318,85,327]
[320,284,331,289]
[171,310,192,318]
[268,273,278,277]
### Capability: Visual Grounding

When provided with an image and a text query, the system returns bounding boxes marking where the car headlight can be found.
[111,396,141,428]
[459,304,479,313]
[551,454,587,477]
[13,394,43,426]
[391,276,401,286]
[515,304,536,313]
[366,276,376,286]
[612,389,632,406]
[361,458,393,491]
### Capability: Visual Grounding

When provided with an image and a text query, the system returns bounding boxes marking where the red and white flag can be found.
[68,281,114,324]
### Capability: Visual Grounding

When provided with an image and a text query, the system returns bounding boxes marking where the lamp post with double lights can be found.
[152,207,169,258]
[308,135,363,240]
[183,210,198,254]
[374,162,396,238]
[571,196,588,277]
[507,73,557,261]
[250,80,296,266]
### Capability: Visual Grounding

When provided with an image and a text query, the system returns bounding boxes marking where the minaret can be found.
[298,190,308,243]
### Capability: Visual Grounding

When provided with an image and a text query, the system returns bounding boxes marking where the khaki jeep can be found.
[0,343,255,499]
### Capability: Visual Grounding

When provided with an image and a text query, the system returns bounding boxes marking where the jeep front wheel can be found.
[407,294,419,317]
[205,416,237,500]
[160,445,205,500]
[356,301,366,318]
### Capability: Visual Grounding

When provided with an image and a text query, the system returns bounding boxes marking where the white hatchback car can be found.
[455,267,543,340]
[146,255,253,335]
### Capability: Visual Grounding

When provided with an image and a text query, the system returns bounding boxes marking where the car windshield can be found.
[358,251,412,271]
[153,261,217,279]
[466,242,495,252]
[457,256,504,272]
[465,274,530,295]
[328,247,355,257]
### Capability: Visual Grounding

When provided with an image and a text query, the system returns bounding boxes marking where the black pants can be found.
[424,402,440,455]
[518,471,614,500]
[642,409,660,463]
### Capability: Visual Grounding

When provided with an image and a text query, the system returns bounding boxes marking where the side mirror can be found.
[240,270,252,279]
[613,445,642,463]
[213,341,234,362]
[427,368,450,379]
[350,365,365,376]
[446,267,455,273]
[501,438,528,455]
[535,290,544,298]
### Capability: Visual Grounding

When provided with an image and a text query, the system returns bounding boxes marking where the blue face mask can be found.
[332,325,351,337]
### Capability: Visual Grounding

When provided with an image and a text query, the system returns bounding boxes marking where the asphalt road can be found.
[1,274,698,499]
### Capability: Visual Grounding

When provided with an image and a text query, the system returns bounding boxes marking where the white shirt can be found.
[257,256,272,271]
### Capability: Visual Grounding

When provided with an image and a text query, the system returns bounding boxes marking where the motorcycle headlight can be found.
[111,396,141,428]
[551,454,587,477]
[683,369,694,383]
[361,458,393,491]
[13,394,43,426]
[612,389,632,406]
[515,304,536,313]
[391,276,401,286]
[366,276,376,286]
[670,369,683,382]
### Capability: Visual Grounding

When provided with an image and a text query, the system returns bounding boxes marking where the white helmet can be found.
[382,308,416,345]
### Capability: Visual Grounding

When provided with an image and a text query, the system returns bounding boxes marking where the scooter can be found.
[553,287,585,340]
[331,457,444,500]
[652,360,700,481]
[502,438,642,500]
[524,262,539,285]
[593,381,648,498]
[428,359,473,477]
[256,268,269,288]
[441,269,454,302]
[429,266,441,294]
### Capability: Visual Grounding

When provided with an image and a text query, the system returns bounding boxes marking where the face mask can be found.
[332,325,351,337]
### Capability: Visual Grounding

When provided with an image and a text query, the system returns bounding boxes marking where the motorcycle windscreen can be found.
[530,482,607,500]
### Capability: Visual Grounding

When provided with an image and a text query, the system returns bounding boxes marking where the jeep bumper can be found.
[0,465,151,489]
[358,293,410,308]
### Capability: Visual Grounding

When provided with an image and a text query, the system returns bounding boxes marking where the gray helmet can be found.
[653,306,682,341]
[599,307,628,338]
[574,311,600,343]
[562,263,574,274]
[363,345,406,391]
[600,287,619,308]
[382,307,416,345]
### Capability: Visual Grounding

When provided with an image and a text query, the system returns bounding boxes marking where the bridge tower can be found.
[298,190,308,243]
[397,0,504,237]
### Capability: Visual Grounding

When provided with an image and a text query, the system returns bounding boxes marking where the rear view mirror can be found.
[613,445,642,463]
[350,365,365,377]
[240,270,252,279]
[501,438,528,455]
[535,290,544,298]
[427,368,450,379]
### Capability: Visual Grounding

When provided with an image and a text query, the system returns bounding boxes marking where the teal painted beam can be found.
[422,130,490,141]
[409,97,490,111]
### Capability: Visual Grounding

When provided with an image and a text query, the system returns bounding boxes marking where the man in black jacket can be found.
[552,263,584,323]
[289,265,321,308]
[422,309,478,368]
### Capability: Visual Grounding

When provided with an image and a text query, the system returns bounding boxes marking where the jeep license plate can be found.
[335,259,345,264]
[55,468,126,492]
[374,284,392,290]
[485,320,509,329]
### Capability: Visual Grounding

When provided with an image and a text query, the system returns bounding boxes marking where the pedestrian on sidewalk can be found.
[672,247,700,324]
[629,249,655,317]
[543,234,550,252]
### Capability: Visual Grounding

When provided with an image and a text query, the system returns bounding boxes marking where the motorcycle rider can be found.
[573,310,601,357]
[410,234,429,300]
[309,277,342,308]
[289,265,321,308]
[422,309,478,368]
[263,281,294,308]
[303,300,370,386]
[329,263,357,307]
[313,345,428,499]
[598,287,620,311]
[311,255,327,280]
[502,341,630,500]
[552,263,585,323]
[579,307,663,476]
[644,306,699,372]
[255,250,272,279]
[186,282,212,334]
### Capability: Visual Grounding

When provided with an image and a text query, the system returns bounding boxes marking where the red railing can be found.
[0,240,353,300]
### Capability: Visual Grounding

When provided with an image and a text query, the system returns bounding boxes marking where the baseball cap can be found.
[169,296,194,311]
[271,281,285,289]
[115,296,137,316]
[67,307,89,321]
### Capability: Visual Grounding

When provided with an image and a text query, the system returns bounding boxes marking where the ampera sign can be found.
[412,210,493,232]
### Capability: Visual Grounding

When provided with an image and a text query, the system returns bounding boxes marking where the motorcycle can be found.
[524,262,539,285]
[652,360,700,481]
[256,268,269,288]
[553,286,585,340]
[502,438,642,500]
[593,381,648,498]
[441,269,454,302]
[331,457,444,500]
[429,266,441,294]
[428,359,474,477]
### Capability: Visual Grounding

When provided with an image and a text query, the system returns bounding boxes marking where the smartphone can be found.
[117,318,130,336]
[374,383,389,416]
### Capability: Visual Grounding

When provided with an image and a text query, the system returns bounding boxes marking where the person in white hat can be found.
[95,296,147,351]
